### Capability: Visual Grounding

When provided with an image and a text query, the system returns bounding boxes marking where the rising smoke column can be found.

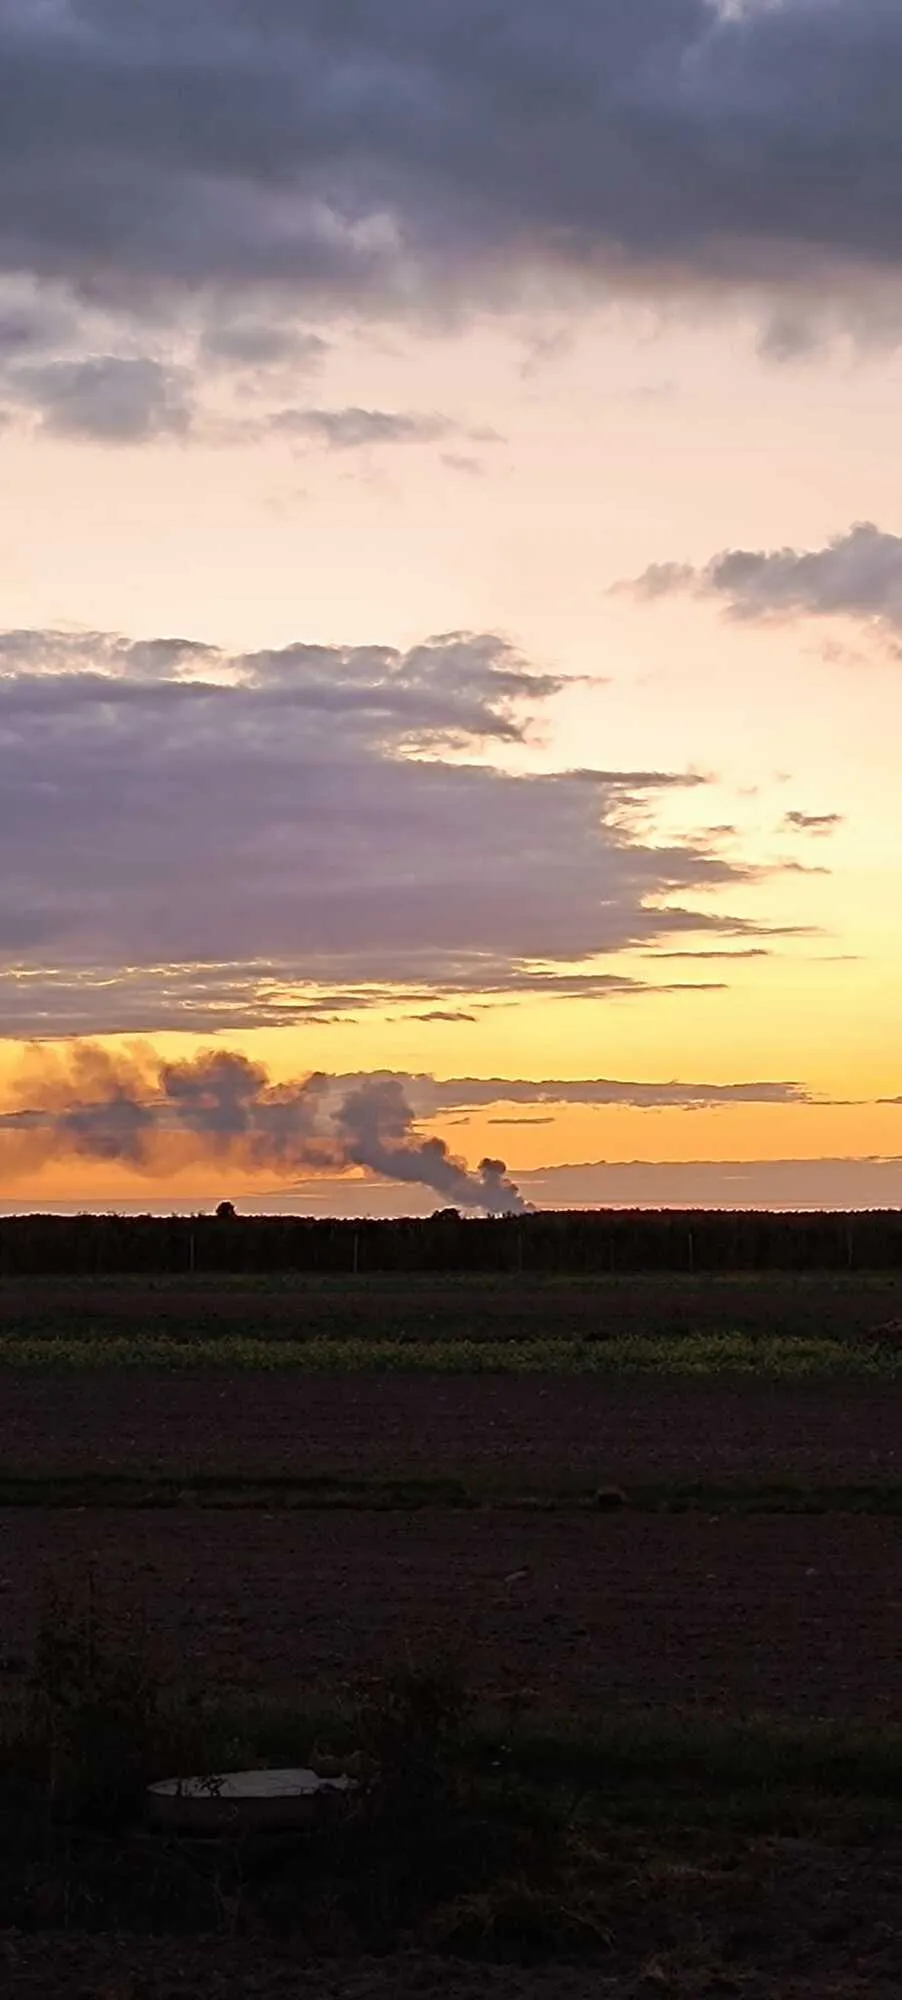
[0,1046,528,1213]
[335,1077,527,1213]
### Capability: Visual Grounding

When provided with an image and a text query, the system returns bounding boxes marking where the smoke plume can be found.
[334,1077,525,1213]
[0,1046,527,1214]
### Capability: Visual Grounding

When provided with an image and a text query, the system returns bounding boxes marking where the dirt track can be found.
[2,1369,902,1481]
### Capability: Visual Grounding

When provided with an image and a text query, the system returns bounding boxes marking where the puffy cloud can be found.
[269,406,466,450]
[626,523,902,633]
[784,810,843,835]
[10,353,192,441]
[1,3,902,334]
[0,629,217,678]
[0,623,769,1035]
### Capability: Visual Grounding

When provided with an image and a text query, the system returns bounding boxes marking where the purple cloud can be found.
[0,625,773,1035]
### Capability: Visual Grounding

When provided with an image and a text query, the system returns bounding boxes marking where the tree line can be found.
[0,1205,899,1276]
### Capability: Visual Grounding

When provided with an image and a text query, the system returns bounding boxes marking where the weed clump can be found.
[22,1574,169,1821]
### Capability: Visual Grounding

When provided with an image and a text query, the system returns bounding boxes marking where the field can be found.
[5,1272,902,1996]
[3,1268,902,1374]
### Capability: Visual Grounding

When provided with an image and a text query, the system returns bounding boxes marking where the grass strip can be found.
[2,1331,902,1376]
[34,1684,902,1835]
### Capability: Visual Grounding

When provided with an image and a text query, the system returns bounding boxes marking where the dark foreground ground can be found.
[7,1923,902,2000]
[5,1352,902,1994]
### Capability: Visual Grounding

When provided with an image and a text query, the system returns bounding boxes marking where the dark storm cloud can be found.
[1,3,902,329]
[0,624,770,1036]
[626,524,902,633]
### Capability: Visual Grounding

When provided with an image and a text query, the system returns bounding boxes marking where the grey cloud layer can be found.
[233,1069,811,1114]
[0,279,481,447]
[628,523,902,633]
[2,2,902,326]
[522,1156,902,1212]
[9,354,192,442]
[30,1155,897,1216]
[405,1074,811,1113]
[0,331,479,450]
[0,626,765,1035]
[269,407,471,451]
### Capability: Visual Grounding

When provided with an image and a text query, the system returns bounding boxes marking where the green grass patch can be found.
[2,1329,902,1376]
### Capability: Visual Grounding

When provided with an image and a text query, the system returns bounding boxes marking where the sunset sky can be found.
[3,0,902,1212]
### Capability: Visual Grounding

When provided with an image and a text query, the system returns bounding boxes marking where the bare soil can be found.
[2,1368,902,1482]
[1,1504,901,1717]
[2,1370,902,1715]
[2,1270,901,1344]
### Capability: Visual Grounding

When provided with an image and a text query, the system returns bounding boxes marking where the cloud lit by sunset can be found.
[3,0,902,1212]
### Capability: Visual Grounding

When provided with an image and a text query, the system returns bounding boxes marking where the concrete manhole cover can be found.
[147,1766,358,1833]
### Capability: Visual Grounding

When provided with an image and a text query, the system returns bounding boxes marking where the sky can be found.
[3,0,902,1214]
